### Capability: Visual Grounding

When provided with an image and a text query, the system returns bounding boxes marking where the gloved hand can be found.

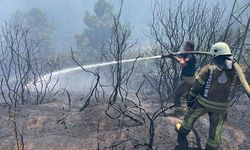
[186,94,196,108]
[161,54,168,58]
[169,52,175,58]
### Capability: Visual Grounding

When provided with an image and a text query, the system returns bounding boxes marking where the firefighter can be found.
[171,40,197,114]
[175,42,239,150]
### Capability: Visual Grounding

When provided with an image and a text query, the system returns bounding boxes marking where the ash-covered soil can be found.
[0,92,249,150]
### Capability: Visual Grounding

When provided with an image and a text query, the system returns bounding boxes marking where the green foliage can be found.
[75,0,113,64]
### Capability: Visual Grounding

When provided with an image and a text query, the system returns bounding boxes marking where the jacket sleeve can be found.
[186,65,209,106]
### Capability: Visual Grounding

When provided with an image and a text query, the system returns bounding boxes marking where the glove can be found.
[161,54,168,58]
[169,52,175,58]
[186,94,196,108]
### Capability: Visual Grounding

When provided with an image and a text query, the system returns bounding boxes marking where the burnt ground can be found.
[0,92,249,150]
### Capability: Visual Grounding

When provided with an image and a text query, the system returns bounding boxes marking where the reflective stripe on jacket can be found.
[189,64,237,109]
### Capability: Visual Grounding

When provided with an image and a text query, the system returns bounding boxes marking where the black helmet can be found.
[183,40,195,51]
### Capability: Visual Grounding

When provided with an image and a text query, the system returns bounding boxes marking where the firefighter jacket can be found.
[188,64,238,112]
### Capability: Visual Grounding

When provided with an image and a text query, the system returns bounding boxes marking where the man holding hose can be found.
[171,40,197,114]
[175,42,249,150]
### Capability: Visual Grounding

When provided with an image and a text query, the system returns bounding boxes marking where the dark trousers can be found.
[174,75,195,109]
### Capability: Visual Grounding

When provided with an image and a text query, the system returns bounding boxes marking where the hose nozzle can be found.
[161,54,170,58]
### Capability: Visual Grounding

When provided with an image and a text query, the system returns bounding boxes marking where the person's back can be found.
[201,65,236,102]
[180,53,197,77]
[193,63,237,113]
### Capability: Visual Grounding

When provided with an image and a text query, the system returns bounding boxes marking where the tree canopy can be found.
[75,0,113,64]
[11,8,55,60]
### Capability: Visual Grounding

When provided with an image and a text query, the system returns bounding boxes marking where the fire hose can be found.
[161,51,250,98]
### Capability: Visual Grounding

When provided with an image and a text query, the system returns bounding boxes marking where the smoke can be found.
[0,0,28,24]
[0,0,154,52]
[0,0,94,52]
[2,0,246,53]
[0,0,248,51]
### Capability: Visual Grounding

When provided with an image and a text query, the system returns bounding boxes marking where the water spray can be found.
[41,51,210,79]
[28,51,250,98]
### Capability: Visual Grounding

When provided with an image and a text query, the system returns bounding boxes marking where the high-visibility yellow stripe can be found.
[197,97,229,111]
[215,115,223,145]
[181,121,191,130]
[182,108,204,130]
[198,95,230,107]
[189,91,196,97]
[207,138,219,148]
[195,74,205,85]
[198,100,228,111]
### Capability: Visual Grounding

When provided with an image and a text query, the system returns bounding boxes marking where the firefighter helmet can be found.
[210,42,232,57]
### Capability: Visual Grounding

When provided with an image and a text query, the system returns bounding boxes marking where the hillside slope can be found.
[0,93,249,150]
